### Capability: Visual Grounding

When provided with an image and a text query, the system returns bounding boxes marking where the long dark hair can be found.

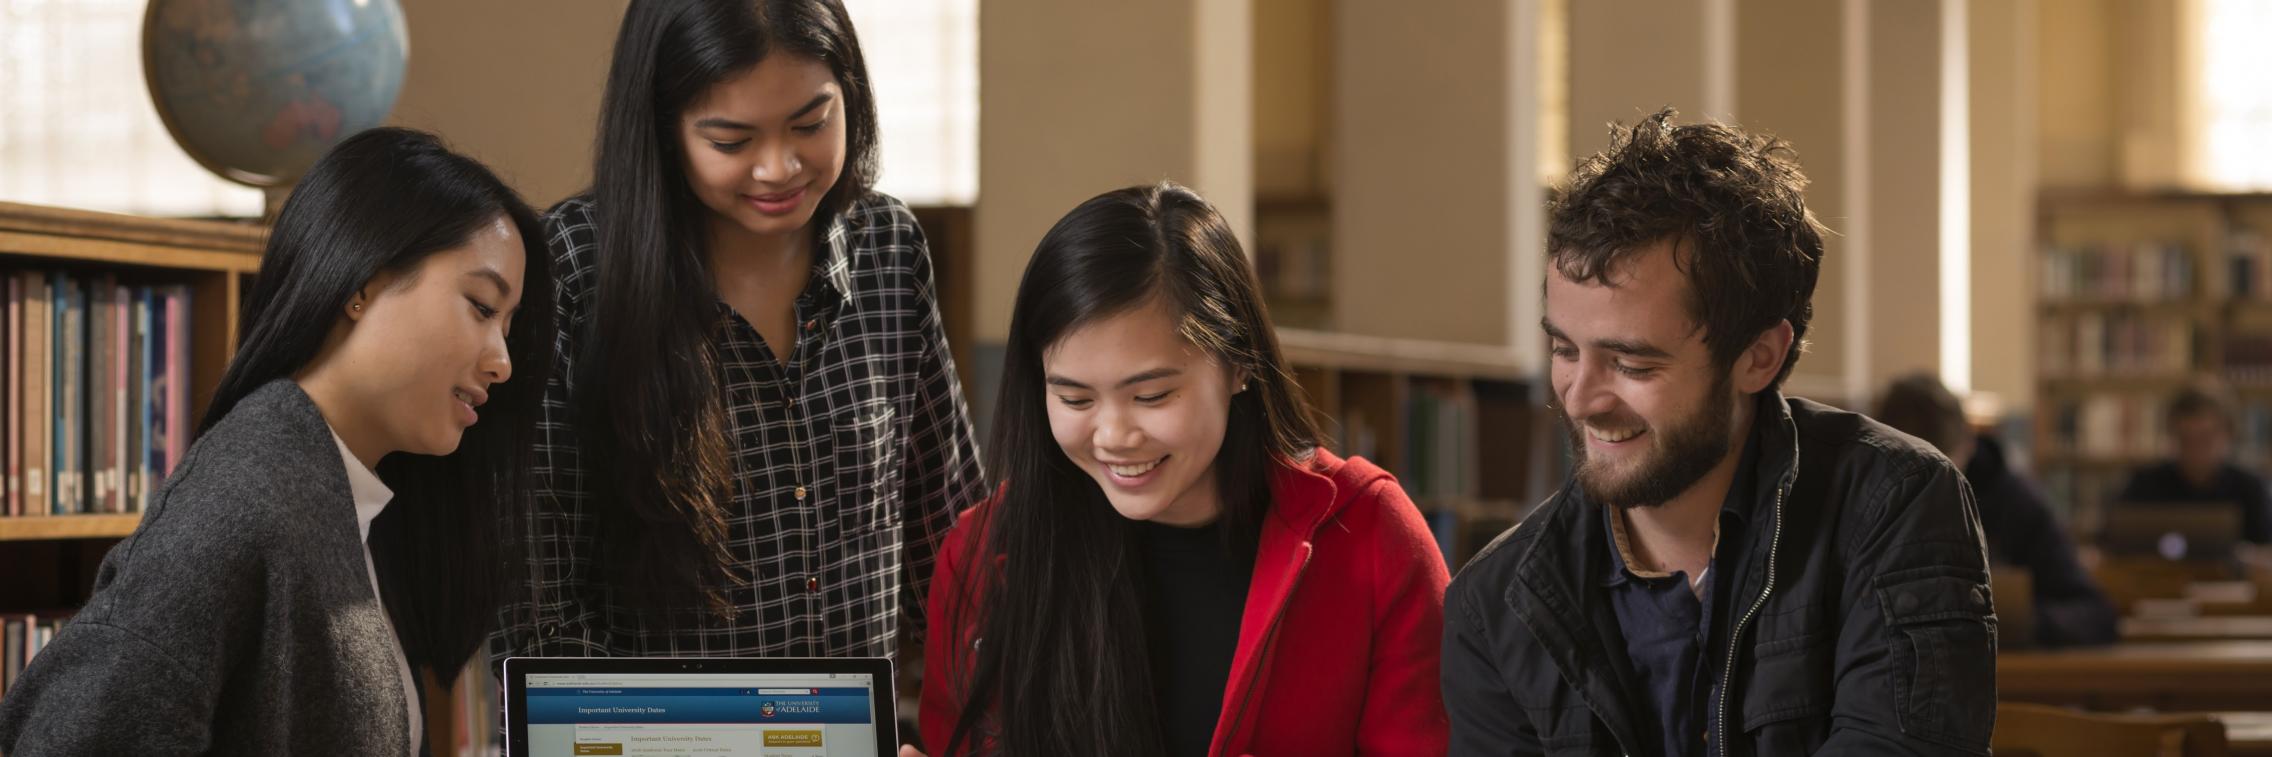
[203,126,556,685]
[578,0,881,614]
[944,183,1321,756]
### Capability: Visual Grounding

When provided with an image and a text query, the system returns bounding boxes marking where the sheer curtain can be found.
[844,0,979,206]
[0,0,263,217]
[0,0,977,215]
[2197,0,2272,190]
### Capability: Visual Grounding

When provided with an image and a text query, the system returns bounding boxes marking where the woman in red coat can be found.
[906,182,1449,757]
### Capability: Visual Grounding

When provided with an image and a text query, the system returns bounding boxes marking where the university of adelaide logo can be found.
[760,701,778,719]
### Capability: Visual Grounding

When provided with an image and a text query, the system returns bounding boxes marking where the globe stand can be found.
[261,185,293,224]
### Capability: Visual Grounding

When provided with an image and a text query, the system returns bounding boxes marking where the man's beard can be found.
[1561,373,1738,509]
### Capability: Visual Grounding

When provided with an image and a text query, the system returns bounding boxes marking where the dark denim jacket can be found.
[1443,394,1997,756]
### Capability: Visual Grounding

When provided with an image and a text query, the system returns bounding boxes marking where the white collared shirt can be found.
[329,429,421,756]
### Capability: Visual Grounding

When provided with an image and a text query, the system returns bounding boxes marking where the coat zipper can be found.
[1214,547,1312,756]
[1716,444,1795,754]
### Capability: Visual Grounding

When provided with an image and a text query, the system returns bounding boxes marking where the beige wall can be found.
[1331,0,1541,350]
[1863,0,1948,391]
[1254,0,1331,199]
[1567,0,1732,158]
[1737,0,1851,402]
[1971,0,2039,409]
[387,0,621,209]
[974,0,1253,342]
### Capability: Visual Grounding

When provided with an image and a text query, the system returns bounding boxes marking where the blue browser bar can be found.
[525,689,874,725]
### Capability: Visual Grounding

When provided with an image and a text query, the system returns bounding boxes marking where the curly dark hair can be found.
[1549,107,1825,390]
[2167,380,2236,432]
[1876,373,1970,455]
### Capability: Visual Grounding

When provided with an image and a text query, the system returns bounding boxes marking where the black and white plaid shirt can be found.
[491,192,985,663]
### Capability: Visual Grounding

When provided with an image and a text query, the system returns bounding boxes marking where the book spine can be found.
[26,275,48,517]
[129,289,147,510]
[4,275,15,518]
[165,287,186,478]
[147,289,166,488]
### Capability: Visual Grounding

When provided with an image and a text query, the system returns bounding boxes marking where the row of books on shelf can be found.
[2038,467,2122,525]
[0,271,193,519]
[0,612,69,699]
[2042,394,2173,459]
[2226,231,2272,299]
[448,656,500,757]
[1406,385,1480,562]
[2038,311,2195,379]
[1424,506,1517,572]
[2041,393,2272,464]
[2040,241,2197,302]
[1403,385,1478,504]
[2220,331,2272,386]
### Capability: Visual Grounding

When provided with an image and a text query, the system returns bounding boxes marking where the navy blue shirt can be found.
[1602,436,1757,757]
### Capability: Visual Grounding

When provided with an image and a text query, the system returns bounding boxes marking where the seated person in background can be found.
[1876,373,2119,647]
[2116,383,2272,545]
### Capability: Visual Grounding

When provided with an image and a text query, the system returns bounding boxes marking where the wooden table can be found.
[2122,615,2272,642]
[2000,641,2272,711]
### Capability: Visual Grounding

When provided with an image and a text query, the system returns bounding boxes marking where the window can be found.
[0,0,977,216]
[0,0,263,217]
[2198,0,2272,190]
[843,0,979,206]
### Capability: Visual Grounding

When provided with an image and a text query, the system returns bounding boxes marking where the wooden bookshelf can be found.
[1278,328,1557,569]
[2034,192,2272,524]
[0,514,142,541]
[0,201,267,736]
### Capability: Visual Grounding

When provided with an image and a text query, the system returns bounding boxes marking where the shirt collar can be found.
[813,210,854,304]
[327,428,395,544]
[1600,419,1762,587]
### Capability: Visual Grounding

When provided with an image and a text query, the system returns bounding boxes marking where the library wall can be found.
[386,0,622,209]
[1735,0,1853,402]
[2036,0,2121,190]
[1971,0,2040,409]
[1331,0,1543,352]
[973,0,1254,344]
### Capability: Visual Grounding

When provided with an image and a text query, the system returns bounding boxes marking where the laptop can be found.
[503,657,898,757]
[2098,501,2244,562]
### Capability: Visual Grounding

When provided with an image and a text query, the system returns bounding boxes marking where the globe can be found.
[142,0,410,188]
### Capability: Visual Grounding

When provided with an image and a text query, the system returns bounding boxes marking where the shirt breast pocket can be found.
[830,404,901,536]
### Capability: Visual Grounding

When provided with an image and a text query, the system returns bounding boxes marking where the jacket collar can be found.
[1263,448,1352,537]
[1501,390,1802,752]
[1213,448,1371,754]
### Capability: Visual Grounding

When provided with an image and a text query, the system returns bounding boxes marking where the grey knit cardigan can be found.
[0,379,414,756]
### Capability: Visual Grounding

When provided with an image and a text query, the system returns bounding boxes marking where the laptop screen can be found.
[517,669,885,757]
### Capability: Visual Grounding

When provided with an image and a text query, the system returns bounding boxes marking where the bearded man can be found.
[1442,109,1996,757]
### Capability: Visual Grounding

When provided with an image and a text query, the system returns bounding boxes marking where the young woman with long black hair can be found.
[0,127,554,755]
[492,0,984,664]
[913,183,1450,757]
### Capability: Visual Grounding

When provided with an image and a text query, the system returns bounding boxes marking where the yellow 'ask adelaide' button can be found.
[764,730,825,746]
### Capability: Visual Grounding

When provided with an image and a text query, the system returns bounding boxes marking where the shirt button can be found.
[806,577,819,593]
[803,319,818,331]
[794,485,808,500]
